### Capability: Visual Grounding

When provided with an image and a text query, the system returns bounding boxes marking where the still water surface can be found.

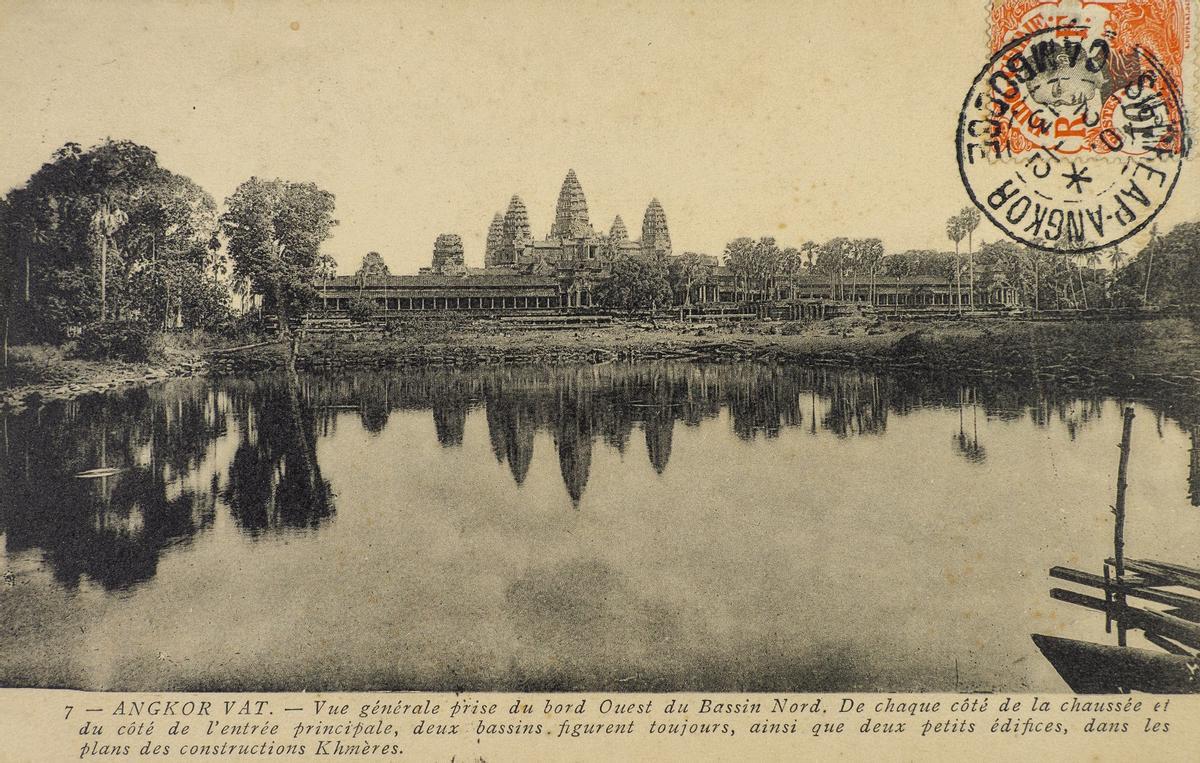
[1,363,1197,691]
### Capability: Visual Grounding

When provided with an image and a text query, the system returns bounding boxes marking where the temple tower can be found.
[431,233,465,274]
[550,169,593,239]
[484,213,504,268]
[500,194,531,266]
[641,198,671,257]
[609,215,629,243]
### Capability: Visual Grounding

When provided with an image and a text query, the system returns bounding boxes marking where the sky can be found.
[1,0,1197,275]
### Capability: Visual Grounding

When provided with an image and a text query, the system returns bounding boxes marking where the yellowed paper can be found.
[2,0,1199,760]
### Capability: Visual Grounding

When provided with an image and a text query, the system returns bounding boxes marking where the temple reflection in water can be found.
[3,363,1199,593]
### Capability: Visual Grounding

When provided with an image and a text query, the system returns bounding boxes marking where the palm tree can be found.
[858,238,884,304]
[723,238,754,303]
[19,221,49,304]
[1065,246,1088,309]
[780,247,803,299]
[946,214,967,311]
[1084,249,1103,308]
[847,240,863,302]
[1103,246,1124,307]
[1021,241,1042,311]
[818,239,849,300]
[1143,224,1159,305]
[958,207,981,308]
[89,196,128,320]
[1108,246,1125,270]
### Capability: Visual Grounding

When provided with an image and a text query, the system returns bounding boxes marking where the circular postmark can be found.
[957,23,1188,253]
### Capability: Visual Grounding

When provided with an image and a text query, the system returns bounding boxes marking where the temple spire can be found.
[641,198,671,257]
[609,215,628,243]
[500,194,531,266]
[484,212,503,268]
[431,233,464,274]
[550,168,592,239]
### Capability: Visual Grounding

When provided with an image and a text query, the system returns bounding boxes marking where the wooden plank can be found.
[1139,560,1200,591]
[1112,559,1200,591]
[1050,567,1200,614]
[1144,632,1194,656]
[1049,588,1200,650]
[1052,566,1149,589]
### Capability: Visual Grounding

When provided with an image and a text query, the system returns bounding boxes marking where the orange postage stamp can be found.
[987,0,1189,157]
[957,0,1192,252]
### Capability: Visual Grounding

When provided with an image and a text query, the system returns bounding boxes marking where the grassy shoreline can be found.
[0,343,206,412]
[278,316,1200,380]
[5,316,1200,413]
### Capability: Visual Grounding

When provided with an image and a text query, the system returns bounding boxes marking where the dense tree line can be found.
[0,139,337,363]
[1114,223,1200,308]
[592,218,1200,312]
[4,138,1198,363]
[709,213,1199,311]
[0,140,226,342]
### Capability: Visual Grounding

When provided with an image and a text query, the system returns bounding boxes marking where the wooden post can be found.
[1113,405,1135,647]
[1114,407,1135,577]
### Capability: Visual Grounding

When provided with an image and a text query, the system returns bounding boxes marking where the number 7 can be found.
[64,706,73,720]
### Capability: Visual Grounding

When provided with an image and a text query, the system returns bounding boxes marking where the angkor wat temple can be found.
[483,169,670,269]
[471,169,673,306]
[319,170,677,312]
[315,168,991,315]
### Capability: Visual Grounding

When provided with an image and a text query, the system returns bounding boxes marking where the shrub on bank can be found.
[72,319,153,362]
[214,312,269,343]
[347,297,380,324]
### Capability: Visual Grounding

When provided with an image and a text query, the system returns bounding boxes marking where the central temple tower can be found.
[641,198,672,257]
[550,169,593,239]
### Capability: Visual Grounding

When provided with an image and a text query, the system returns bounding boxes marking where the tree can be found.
[817,237,852,300]
[220,178,338,358]
[751,237,782,300]
[1143,223,1160,305]
[779,247,803,299]
[1083,248,1103,307]
[1022,242,1045,311]
[1,139,226,340]
[946,214,967,310]
[957,206,981,308]
[313,252,338,311]
[722,237,755,302]
[1118,222,1200,306]
[668,252,710,306]
[0,198,12,369]
[125,171,223,330]
[89,196,127,319]
[854,238,884,303]
[347,296,379,323]
[595,255,671,314]
[1108,246,1126,271]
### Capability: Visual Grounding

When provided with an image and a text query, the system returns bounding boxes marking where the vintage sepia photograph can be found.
[1,0,1199,705]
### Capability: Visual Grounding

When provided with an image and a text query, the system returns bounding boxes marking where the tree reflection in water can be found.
[0,384,221,590]
[0,374,335,591]
[954,388,987,464]
[4,361,1199,593]
[223,373,334,534]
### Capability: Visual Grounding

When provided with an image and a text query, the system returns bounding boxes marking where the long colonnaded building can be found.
[316,169,1006,314]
